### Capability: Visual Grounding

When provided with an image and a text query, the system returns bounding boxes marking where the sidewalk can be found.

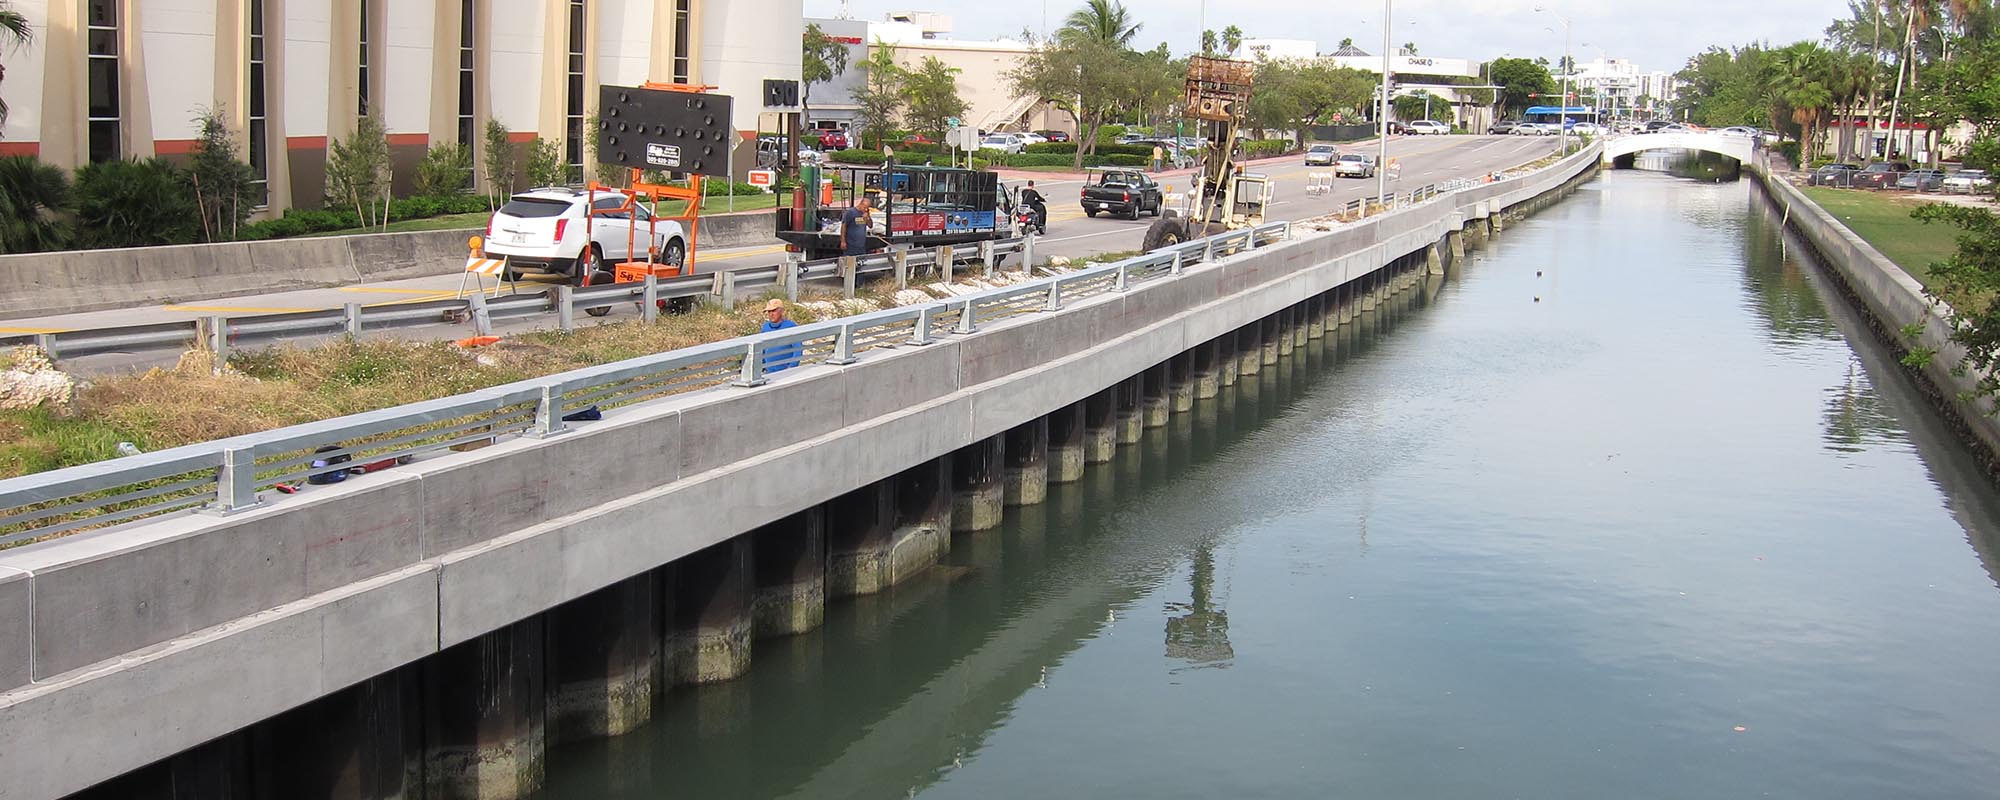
[988,140,1388,183]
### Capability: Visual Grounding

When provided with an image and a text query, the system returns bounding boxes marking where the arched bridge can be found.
[1602,132,1755,166]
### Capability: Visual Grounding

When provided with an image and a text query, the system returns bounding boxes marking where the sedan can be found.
[979,134,1025,154]
[1333,153,1376,178]
[1719,126,1760,138]
[1304,144,1339,166]
[1896,168,1947,191]
[1033,130,1072,143]
[1808,163,1862,187]
[1406,120,1450,135]
[1569,122,1601,135]
[1488,120,1523,135]
[1943,169,1994,193]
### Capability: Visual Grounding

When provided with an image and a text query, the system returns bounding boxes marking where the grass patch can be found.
[1799,187,1960,293]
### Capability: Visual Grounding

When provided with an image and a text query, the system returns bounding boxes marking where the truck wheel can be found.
[586,305,612,317]
[1141,217,1189,252]
[1126,203,1141,221]
[1085,208,1099,218]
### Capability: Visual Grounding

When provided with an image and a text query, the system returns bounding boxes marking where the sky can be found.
[806,0,1855,75]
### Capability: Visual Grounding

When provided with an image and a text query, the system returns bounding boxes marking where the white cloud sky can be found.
[807,0,1855,75]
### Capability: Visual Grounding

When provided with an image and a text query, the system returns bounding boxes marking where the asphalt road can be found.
[16,135,1560,374]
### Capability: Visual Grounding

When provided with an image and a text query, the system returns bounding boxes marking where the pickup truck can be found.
[1081,169,1164,220]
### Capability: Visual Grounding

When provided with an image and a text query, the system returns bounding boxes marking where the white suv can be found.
[480,188,689,285]
[1406,120,1450,135]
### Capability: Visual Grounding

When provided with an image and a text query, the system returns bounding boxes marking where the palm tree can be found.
[0,154,72,253]
[0,3,33,128]
[1775,42,1836,163]
[1221,25,1244,56]
[1060,0,1141,48]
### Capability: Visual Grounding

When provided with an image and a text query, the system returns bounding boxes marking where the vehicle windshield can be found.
[1338,154,1366,162]
[1096,171,1144,185]
[1308,145,1336,153]
[499,198,574,218]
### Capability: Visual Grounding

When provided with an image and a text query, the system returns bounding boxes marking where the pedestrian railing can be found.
[0,223,1284,546]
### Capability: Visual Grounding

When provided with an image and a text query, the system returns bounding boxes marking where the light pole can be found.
[1377,0,1392,206]
[1537,6,1571,153]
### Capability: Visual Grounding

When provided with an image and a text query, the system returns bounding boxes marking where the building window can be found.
[457,0,474,144]
[86,0,120,162]
[357,0,371,116]
[565,0,585,181]
[248,0,269,204]
[672,0,691,83]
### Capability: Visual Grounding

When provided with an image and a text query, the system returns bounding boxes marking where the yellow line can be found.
[163,305,319,314]
[337,286,455,295]
[366,292,461,307]
[0,325,69,334]
[700,244,787,261]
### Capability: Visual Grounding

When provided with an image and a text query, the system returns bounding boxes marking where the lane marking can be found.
[337,286,453,295]
[163,305,319,314]
[0,325,70,334]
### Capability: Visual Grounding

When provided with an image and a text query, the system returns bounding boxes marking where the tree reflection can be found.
[1821,358,1903,454]
[1741,204,1841,347]
[1164,544,1233,668]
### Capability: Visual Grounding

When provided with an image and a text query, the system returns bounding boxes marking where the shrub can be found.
[1242,139,1293,159]
[0,155,74,254]
[702,177,765,196]
[523,138,569,188]
[325,115,392,227]
[413,142,473,198]
[1776,140,1802,167]
[1024,142,1154,157]
[185,109,259,242]
[481,120,518,205]
[1096,125,1126,144]
[74,158,200,248]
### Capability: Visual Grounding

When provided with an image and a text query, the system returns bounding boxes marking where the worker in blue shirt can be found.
[760,298,802,372]
[842,195,874,257]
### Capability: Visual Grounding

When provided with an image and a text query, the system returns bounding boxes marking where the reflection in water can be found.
[1821,359,1903,454]
[1163,545,1233,668]
[1742,197,1843,346]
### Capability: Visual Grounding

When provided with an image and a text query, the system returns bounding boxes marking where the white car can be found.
[1569,122,1601,135]
[1304,144,1339,166]
[481,188,689,286]
[1719,126,1760,138]
[1406,120,1450,135]
[1018,131,1048,145]
[1943,169,1993,193]
[979,133,1026,154]
[1333,153,1376,178]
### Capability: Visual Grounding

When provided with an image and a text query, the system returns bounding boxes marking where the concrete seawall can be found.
[0,208,779,320]
[0,148,1601,800]
[1746,156,2000,472]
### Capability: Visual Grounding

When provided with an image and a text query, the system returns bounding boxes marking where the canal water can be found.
[544,171,2000,799]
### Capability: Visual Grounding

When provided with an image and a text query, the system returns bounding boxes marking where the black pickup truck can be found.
[1080,169,1164,220]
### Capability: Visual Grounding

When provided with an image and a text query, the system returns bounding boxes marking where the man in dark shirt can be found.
[842,196,874,257]
[1018,181,1046,233]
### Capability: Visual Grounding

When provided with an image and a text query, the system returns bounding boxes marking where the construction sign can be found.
[1184,56,1254,122]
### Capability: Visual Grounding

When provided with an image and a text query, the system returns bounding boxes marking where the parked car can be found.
[1943,168,1994,193]
[1033,129,1072,143]
[1116,132,1149,145]
[1406,120,1450,135]
[1719,126,1760,138]
[755,137,821,169]
[1304,143,1340,166]
[481,189,689,289]
[1333,153,1376,178]
[1488,119,1524,135]
[1513,122,1556,136]
[1569,121,1601,135]
[1080,169,1164,220]
[1897,168,1947,191]
[1018,131,1048,145]
[1808,163,1863,187]
[902,133,936,145]
[1386,120,1407,135]
[1643,120,1674,133]
[1853,161,1912,189]
[814,128,850,150]
[979,133,1026,154]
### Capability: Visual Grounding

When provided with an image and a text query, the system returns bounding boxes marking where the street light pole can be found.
[1538,6,1572,154]
[1377,0,1392,206]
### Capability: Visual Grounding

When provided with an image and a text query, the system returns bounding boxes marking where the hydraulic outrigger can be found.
[1143,56,1274,251]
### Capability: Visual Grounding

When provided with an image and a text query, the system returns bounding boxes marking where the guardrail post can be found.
[893,249,909,290]
[1114,261,1130,292]
[214,447,259,514]
[202,316,230,372]
[911,304,937,346]
[556,285,576,332]
[840,256,857,298]
[720,271,738,309]
[466,293,493,335]
[531,383,569,438]
[828,322,859,365]
[783,253,801,301]
[979,240,996,278]
[1021,234,1036,276]
[33,333,56,360]
[956,300,978,334]
[1045,280,1062,311]
[1202,238,1216,263]
[343,302,363,338]
[1170,251,1185,276]
[939,245,956,285]
[642,275,659,323]
[734,343,767,387]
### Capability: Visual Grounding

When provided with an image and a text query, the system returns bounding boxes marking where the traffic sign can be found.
[746,169,776,187]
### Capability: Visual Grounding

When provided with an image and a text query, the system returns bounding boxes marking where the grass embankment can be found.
[1798,187,1960,294]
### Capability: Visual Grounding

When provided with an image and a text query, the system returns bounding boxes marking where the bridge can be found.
[1602,131,1756,167]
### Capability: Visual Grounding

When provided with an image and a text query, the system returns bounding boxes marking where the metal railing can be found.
[0,238,1031,362]
[0,223,1283,546]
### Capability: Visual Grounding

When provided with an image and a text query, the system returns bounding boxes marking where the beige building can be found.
[2,0,802,215]
[805,15,1069,138]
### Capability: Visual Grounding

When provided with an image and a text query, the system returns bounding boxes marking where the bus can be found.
[1523,106,1599,129]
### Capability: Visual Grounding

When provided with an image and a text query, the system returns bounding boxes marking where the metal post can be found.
[911,304,937,345]
[556,285,576,332]
[956,300,978,334]
[1045,280,1062,312]
[642,274,659,323]
[1377,0,1392,207]
[828,323,859,364]
[1021,233,1036,276]
[734,342,767,387]
[784,253,801,301]
[32,333,55,360]
[894,249,909,289]
[979,239,996,278]
[203,316,229,371]
[466,293,493,335]
[720,272,737,309]
[532,383,568,437]
[939,245,956,285]
[214,447,259,513]
[1171,251,1185,275]
[343,302,363,337]
[1203,237,1216,263]
[1114,261,1130,292]
[840,256,857,298]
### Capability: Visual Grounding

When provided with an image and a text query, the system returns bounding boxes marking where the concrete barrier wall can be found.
[0,147,1600,799]
[0,209,780,321]
[1747,157,2000,464]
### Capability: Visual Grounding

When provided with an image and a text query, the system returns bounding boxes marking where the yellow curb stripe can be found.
[0,326,70,334]
[163,305,319,314]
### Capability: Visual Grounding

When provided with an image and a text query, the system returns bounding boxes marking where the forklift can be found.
[1143,56,1272,251]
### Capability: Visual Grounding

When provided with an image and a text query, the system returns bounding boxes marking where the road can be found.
[9,135,1559,373]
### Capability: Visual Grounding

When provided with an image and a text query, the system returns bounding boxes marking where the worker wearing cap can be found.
[760,299,802,372]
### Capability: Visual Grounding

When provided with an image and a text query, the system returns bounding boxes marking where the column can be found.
[1276,308,1296,357]
[1238,323,1263,376]
[1084,388,1119,463]
[1219,330,1241,387]
[548,576,661,744]
[256,669,422,800]
[1362,273,1380,312]
[1142,363,1171,428]
[670,536,753,684]
[1115,375,1145,445]
[1308,294,1327,339]
[1447,228,1466,262]
[1290,304,1309,349]
[1260,317,1281,365]
[751,508,826,638]
[827,482,894,596]
[1004,417,1050,506]
[1193,340,1222,399]
[424,619,547,800]
[887,457,952,582]
[951,436,1006,532]
[1168,352,1195,413]
[1048,402,1088,483]
[1426,243,1445,275]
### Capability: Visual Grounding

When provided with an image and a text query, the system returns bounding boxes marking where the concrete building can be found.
[1565,57,1678,119]
[804,14,1068,138]
[0,0,802,216]
[1242,38,1315,62]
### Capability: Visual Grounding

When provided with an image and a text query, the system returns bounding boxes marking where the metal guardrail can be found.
[0,223,1281,546]
[0,238,1031,361]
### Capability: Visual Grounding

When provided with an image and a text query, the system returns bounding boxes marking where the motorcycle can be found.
[1014,202,1047,236]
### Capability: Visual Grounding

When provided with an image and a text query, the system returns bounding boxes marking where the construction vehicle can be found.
[775,162,1004,261]
[1143,56,1275,250]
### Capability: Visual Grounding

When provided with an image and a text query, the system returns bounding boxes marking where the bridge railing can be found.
[0,222,1288,546]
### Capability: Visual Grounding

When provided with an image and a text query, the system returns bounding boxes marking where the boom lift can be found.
[1143,56,1273,250]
